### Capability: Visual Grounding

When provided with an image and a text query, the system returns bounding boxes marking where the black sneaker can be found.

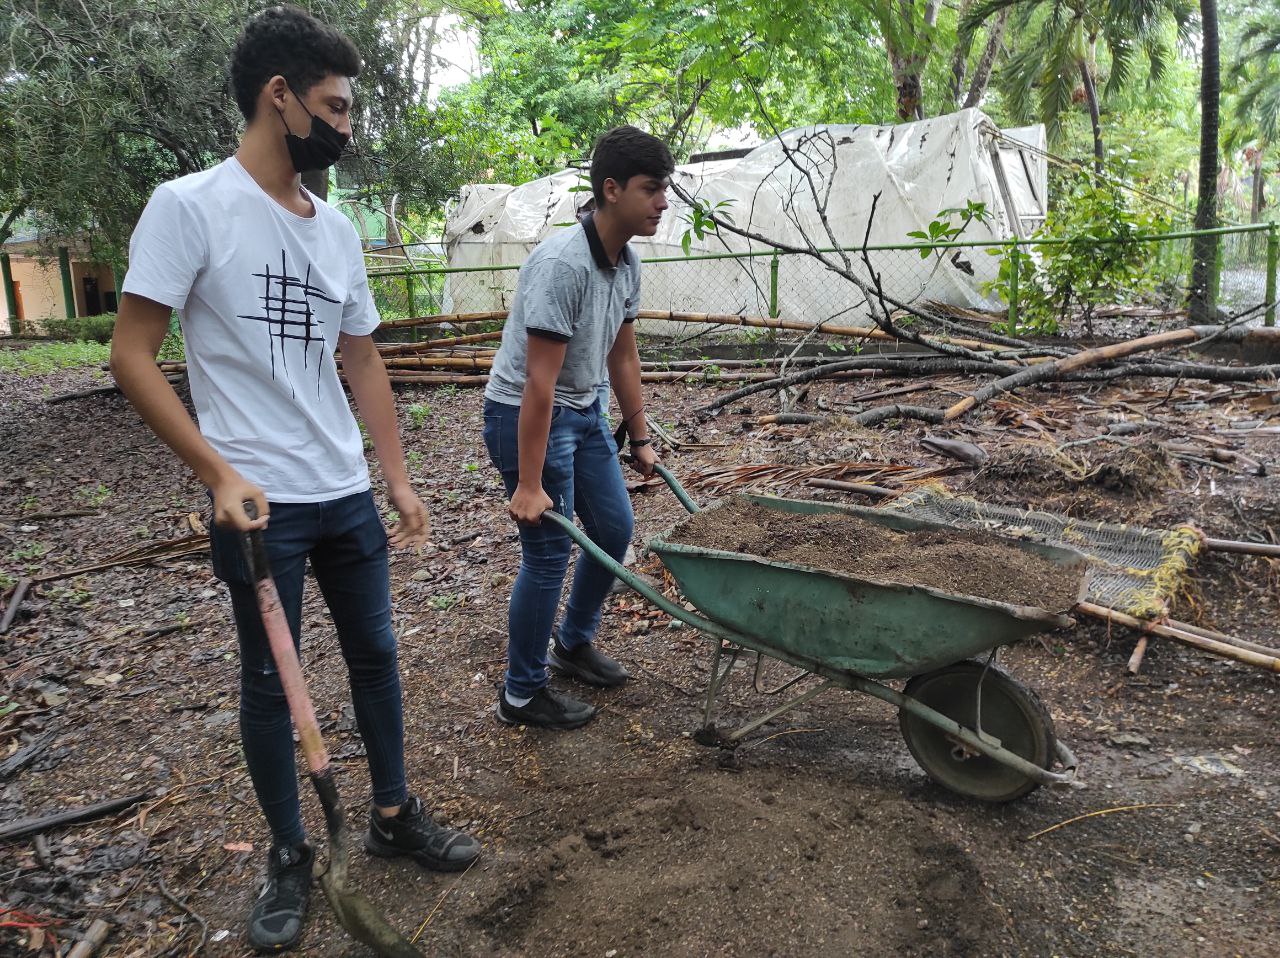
[364,795,481,872]
[495,686,597,730]
[247,841,313,952]
[548,640,630,688]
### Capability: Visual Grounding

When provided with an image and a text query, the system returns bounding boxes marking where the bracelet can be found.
[629,438,652,448]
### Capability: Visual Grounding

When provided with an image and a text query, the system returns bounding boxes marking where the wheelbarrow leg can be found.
[697,642,739,740]
[724,679,834,743]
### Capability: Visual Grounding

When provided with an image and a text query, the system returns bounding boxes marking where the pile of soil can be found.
[665,496,1083,610]
[979,440,1181,502]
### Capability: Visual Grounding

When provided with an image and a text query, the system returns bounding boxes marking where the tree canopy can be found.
[1,0,1277,252]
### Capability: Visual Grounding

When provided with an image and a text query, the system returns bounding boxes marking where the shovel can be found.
[239,504,422,958]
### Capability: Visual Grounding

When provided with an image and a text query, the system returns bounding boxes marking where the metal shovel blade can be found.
[311,769,423,958]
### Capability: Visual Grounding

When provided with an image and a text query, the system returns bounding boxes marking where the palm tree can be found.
[964,0,1194,174]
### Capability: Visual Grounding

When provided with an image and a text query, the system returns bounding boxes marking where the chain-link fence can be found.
[367,223,1279,335]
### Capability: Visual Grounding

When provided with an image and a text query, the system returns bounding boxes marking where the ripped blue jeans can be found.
[209,490,406,846]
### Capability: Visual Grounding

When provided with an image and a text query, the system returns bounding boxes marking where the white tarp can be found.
[443,109,1047,322]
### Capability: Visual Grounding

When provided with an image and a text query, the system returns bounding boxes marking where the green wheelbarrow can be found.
[543,465,1088,803]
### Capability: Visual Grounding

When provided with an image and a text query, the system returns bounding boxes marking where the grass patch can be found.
[0,341,113,375]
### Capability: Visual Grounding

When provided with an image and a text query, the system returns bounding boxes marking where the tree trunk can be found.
[962,10,1010,109]
[946,0,975,106]
[1251,150,1264,223]
[1080,60,1104,176]
[1190,0,1220,323]
[891,50,926,122]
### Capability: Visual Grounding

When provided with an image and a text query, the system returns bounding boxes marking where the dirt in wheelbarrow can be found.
[667,495,1083,612]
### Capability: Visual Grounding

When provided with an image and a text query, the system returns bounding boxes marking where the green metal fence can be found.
[366,222,1279,332]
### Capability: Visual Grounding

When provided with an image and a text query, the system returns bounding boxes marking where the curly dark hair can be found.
[230,5,362,120]
[590,127,675,205]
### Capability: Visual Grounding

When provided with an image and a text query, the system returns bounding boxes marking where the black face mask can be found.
[277,94,349,174]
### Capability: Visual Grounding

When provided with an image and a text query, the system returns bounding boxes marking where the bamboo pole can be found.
[634,309,1004,354]
[1077,601,1280,673]
[379,311,508,330]
[1203,537,1280,558]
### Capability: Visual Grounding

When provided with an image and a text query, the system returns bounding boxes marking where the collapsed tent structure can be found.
[443,109,1047,322]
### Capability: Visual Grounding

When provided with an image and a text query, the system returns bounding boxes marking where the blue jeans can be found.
[483,398,634,698]
[209,490,407,847]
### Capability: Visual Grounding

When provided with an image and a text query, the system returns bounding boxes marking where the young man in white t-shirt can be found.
[110,7,479,951]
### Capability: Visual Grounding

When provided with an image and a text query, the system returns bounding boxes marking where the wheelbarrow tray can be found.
[648,494,1088,680]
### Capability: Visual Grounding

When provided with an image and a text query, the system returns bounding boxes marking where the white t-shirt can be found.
[123,157,380,503]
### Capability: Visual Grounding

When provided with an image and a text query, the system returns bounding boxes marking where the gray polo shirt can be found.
[484,215,641,410]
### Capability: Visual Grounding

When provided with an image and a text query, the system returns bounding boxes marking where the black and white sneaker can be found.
[364,795,481,872]
[495,686,597,730]
[548,640,630,688]
[247,841,313,952]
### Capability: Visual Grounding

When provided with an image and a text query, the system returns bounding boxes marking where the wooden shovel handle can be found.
[240,502,329,775]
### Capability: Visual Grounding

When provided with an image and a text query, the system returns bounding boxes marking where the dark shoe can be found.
[247,841,313,952]
[495,686,597,730]
[365,794,481,872]
[548,640,630,688]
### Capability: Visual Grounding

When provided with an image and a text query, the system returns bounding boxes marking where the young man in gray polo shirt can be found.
[483,126,674,730]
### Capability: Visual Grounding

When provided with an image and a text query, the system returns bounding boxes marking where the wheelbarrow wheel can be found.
[899,660,1056,803]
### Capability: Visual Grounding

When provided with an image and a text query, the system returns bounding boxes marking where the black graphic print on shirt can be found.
[238,249,340,398]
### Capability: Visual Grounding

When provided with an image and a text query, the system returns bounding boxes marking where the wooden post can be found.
[1,252,17,335]
[58,246,77,319]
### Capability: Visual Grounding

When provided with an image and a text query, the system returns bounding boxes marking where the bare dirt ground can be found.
[2,342,1279,958]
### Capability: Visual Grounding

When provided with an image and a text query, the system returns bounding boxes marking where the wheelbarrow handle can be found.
[652,463,701,515]
[239,502,330,776]
[540,510,733,643]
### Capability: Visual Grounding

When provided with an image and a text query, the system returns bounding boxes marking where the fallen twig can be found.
[0,577,33,634]
[157,878,208,958]
[1025,804,1179,840]
[66,919,112,958]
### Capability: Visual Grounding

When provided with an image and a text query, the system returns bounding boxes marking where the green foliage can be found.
[680,199,736,255]
[0,341,113,375]
[158,315,186,363]
[76,483,113,507]
[907,201,990,258]
[41,314,117,344]
[407,403,431,429]
[987,169,1173,333]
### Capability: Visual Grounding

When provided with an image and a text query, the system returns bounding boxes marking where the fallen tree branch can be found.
[943,328,1203,421]
[635,309,1009,355]
[696,356,1011,414]
[0,577,33,634]
[0,791,154,843]
[805,478,895,498]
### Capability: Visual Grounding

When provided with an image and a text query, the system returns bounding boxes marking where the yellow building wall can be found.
[0,255,117,335]
[7,258,65,334]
